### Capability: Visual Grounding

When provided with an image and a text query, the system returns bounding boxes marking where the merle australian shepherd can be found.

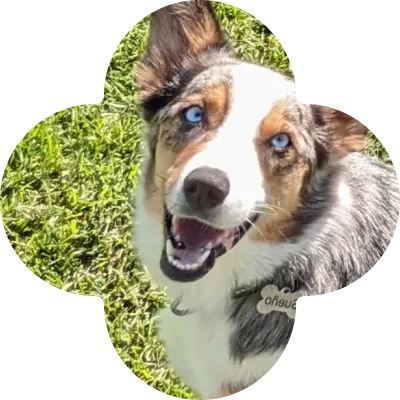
[133,1,400,398]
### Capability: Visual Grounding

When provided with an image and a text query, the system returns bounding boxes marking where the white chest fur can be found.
[134,189,291,397]
[158,307,283,398]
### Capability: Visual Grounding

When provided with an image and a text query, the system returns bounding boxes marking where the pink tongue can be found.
[175,218,222,250]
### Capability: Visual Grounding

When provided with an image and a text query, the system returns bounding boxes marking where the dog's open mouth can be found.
[160,209,258,282]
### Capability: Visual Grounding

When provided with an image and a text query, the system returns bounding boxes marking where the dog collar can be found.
[169,287,253,317]
[170,295,196,317]
[170,282,292,317]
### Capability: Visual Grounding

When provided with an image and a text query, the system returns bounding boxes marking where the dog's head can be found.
[135,0,368,282]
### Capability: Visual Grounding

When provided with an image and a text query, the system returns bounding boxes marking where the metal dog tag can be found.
[256,285,300,319]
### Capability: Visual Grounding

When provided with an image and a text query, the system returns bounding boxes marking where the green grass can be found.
[0,3,389,399]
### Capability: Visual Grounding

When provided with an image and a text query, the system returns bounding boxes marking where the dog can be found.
[133,1,400,398]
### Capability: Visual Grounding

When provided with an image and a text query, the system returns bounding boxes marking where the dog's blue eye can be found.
[271,133,291,149]
[185,106,203,124]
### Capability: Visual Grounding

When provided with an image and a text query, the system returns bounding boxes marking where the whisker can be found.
[244,217,266,240]
[254,204,274,209]
[277,228,287,239]
[250,209,276,217]
[156,174,168,182]
[252,205,278,216]
[255,203,291,216]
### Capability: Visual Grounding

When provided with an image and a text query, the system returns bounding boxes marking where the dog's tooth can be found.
[205,242,213,250]
[181,263,190,271]
[199,250,210,265]
[174,234,181,242]
[174,259,189,271]
[171,259,180,268]
[166,239,175,257]
[168,254,203,271]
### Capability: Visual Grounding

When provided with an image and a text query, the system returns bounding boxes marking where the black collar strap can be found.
[170,295,196,317]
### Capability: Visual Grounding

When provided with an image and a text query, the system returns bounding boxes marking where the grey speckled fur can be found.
[135,0,400,379]
[230,153,400,360]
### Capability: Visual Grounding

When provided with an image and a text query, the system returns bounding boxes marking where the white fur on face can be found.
[134,64,298,397]
[166,63,296,229]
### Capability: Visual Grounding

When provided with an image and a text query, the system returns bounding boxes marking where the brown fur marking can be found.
[321,106,368,154]
[144,81,230,218]
[144,138,176,221]
[135,0,227,99]
[167,140,207,188]
[144,133,208,220]
[164,83,230,184]
[183,83,230,129]
[251,104,311,242]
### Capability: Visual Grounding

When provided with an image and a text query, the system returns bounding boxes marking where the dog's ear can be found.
[317,106,368,154]
[135,0,228,100]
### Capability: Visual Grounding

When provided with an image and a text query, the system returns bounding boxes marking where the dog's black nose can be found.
[183,167,230,211]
